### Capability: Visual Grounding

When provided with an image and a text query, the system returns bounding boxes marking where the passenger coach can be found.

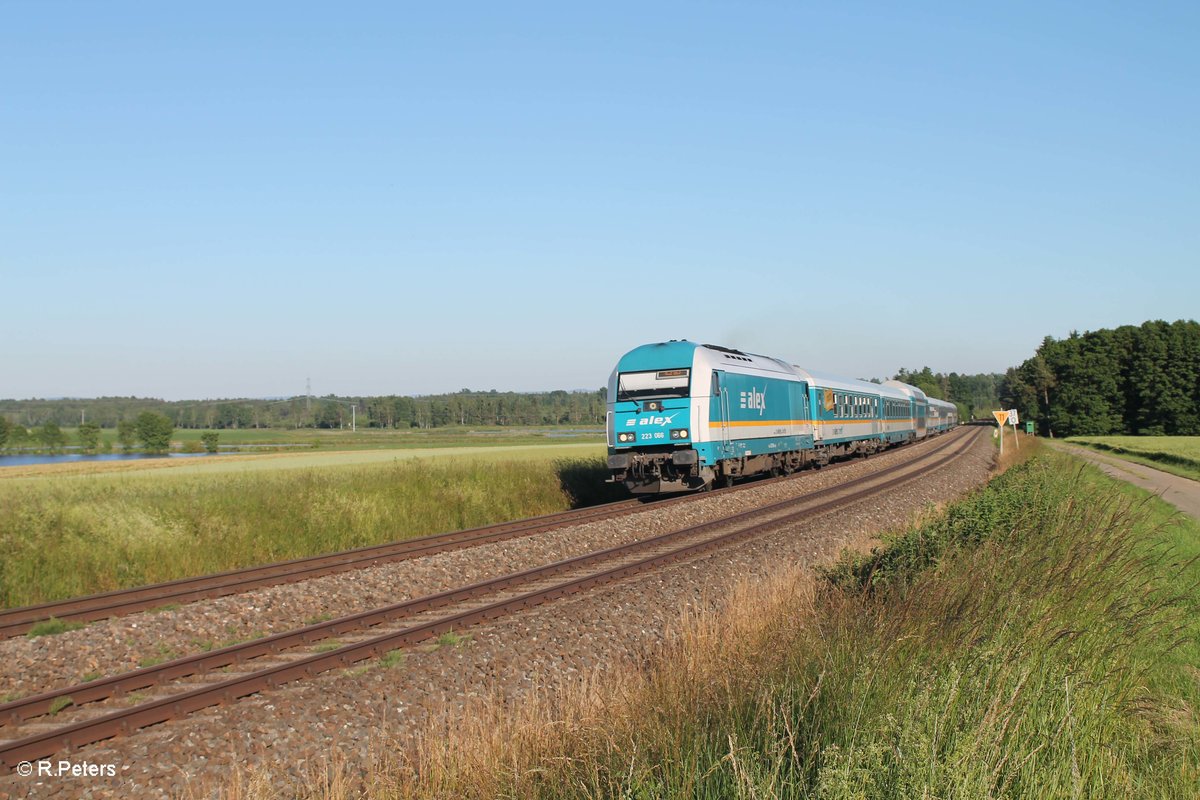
[606,340,958,494]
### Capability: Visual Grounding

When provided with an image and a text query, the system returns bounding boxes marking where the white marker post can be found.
[992,410,1010,456]
[1008,409,1020,449]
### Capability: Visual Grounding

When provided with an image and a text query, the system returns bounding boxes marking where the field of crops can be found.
[0,441,604,480]
[1067,435,1200,481]
[0,444,613,608]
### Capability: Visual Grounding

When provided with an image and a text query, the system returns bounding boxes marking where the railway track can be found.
[0,428,980,771]
[0,500,656,640]
[0,434,925,639]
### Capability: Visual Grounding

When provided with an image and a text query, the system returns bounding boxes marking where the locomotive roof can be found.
[616,342,916,400]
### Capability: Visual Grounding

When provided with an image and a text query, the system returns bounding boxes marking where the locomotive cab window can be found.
[617,369,691,401]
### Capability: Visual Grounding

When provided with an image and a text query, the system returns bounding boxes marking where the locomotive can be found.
[606,340,958,494]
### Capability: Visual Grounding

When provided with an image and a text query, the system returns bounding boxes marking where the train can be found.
[606,340,958,494]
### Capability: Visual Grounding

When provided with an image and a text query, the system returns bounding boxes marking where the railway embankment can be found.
[1,431,992,798]
[371,442,1200,800]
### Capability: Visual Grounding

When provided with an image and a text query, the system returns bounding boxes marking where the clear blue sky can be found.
[3,2,1197,400]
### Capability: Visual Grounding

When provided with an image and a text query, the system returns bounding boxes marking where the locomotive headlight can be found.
[644,401,663,411]
[670,428,690,440]
[617,432,636,443]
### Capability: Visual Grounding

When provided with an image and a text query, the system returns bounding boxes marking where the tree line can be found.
[0,412,177,454]
[999,319,1200,437]
[890,367,1003,421]
[0,389,611,433]
[1,369,1010,441]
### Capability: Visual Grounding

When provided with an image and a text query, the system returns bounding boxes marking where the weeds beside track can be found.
[0,432,977,771]
[376,442,1200,800]
[0,455,616,609]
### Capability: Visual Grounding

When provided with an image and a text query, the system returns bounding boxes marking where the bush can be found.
[135,412,174,454]
[77,422,102,454]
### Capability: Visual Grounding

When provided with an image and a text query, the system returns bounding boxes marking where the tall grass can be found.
[0,456,613,609]
[307,448,1199,800]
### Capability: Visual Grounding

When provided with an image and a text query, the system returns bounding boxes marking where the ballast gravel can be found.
[0,431,994,800]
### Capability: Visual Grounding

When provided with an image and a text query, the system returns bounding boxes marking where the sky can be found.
[2,2,1198,400]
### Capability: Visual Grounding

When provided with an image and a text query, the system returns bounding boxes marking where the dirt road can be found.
[1048,441,1200,520]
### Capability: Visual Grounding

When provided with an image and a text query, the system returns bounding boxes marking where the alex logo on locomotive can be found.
[739,387,767,415]
[625,414,680,427]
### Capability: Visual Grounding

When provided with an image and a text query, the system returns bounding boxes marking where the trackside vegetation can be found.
[343,447,1200,800]
[0,455,617,609]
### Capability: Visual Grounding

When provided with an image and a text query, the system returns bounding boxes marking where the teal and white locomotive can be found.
[606,340,958,494]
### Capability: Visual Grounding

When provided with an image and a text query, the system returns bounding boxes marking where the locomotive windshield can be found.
[617,368,690,401]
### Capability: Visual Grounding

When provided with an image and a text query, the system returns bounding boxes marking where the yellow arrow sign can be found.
[992,410,1010,425]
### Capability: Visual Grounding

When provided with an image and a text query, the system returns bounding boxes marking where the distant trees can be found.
[214,403,253,429]
[37,422,67,453]
[0,388,613,432]
[135,412,174,454]
[7,424,30,450]
[77,421,102,454]
[892,367,1002,421]
[117,420,138,453]
[0,417,8,450]
[200,431,220,454]
[1000,320,1200,437]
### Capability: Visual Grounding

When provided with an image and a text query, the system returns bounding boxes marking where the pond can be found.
[0,452,215,468]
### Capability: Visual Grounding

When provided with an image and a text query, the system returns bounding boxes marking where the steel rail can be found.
[0,430,969,728]
[0,430,950,638]
[0,429,978,770]
[0,501,649,638]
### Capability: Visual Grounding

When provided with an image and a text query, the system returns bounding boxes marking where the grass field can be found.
[0,446,616,609]
[1067,434,1200,481]
[322,444,1200,800]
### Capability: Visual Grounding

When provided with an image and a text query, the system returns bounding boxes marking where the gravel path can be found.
[1047,441,1200,519]
[1,430,992,799]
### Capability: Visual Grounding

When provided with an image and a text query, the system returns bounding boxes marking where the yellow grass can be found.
[0,442,604,482]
